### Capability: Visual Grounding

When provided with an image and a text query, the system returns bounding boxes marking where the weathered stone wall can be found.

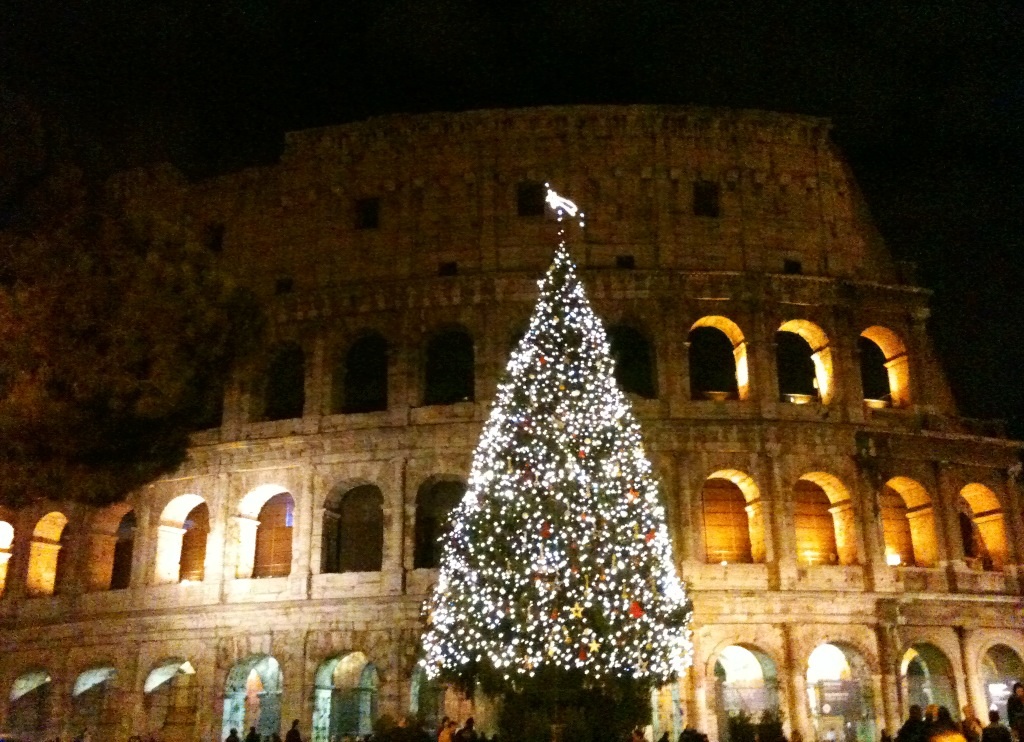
[0,106,1021,742]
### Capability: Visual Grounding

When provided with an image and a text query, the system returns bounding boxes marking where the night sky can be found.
[2,0,1021,434]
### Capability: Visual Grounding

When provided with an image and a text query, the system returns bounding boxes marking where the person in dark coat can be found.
[981,710,1012,742]
[1008,683,1024,742]
[226,730,241,742]
[897,705,926,742]
[245,726,260,742]
[286,720,302,742]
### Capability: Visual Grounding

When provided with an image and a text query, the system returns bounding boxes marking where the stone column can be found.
[231,516,261,579]
[26,540,62,596]
[781,624,813,742]
[86,532,119,592]
[934,466,966,573]
[153,525,187,584]
[875,611,903,735]
[828,500,861,567]
[765,449,795,590]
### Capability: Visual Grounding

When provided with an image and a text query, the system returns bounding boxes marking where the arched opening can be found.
[714,645,781,742]
[180,503,209,582]
[7,670,52,736]
[110,511,136,590]
[701,472,765,564]
[960,484,1007,571]
[414,480,465,569]
[144,659,198,742]
[154,495,207,584]
[0,518,14,597]
[881,478,937,568]
[71,666,117,737]
[777,320,833,404]
[806,643,876,742]
[689,317,749,401]
[900,644,957,712]
[322,485,384,573]
[409,665,443,733]
[253,493,294,578]
[607,324,657,399]
[262,342,305,421]
[981,645,1024,721]
[27,511,69,596]
[222,655,283,741]
[860,327,910,408]
[794,474,858,567]
[311,653,379,742]
[424,329,474,405]
[334,333,388,414]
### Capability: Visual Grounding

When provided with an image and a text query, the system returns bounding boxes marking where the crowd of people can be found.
[894,683,1024,742]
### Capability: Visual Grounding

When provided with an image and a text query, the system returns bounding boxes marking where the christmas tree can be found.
[421,190,692,728]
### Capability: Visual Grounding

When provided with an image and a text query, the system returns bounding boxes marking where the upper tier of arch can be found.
[177,105,903,291]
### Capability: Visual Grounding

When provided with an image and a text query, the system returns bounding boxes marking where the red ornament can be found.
[578,647,588,661]
[541,522,552,538]
[645,529,656,543]
[578,449,586,458]
[629,601,644,618]
[627,488,639,501]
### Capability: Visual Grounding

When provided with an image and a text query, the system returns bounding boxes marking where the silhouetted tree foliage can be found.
[0,101,262,507]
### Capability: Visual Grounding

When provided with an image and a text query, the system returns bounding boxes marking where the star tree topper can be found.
[421,187,692,687]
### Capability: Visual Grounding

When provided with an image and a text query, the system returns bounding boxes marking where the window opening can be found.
[607,325,657,399]
[424,329,474,405]
[414,481,465,568]
[355,197,380,229]
[263,342,305,421]
[517,181,547,217]
[693,181,721,217]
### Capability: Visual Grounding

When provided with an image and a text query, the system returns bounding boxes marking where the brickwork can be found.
[0,106,1022,742]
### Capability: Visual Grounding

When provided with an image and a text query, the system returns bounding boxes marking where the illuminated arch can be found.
[981,644,1024,722]
[712,644,781,742]
[27,511,69,596]
[794,473,858,566]
[806,643,877,742]
[87,502,136,591]
[0,518,13,597]
[312,652,380,741]
[777,320,833,404]
[154,494,208,584]
[881,477,938,568]
[959,484,1007,571]
[144,659,198,737]
[237,484,293,579]
[7,670,52,735]
[701,470,765,564]
[222,655,283,741]
[689,316,749,401]
[71,666,117,735]
[860,326,910,407]
[900,644,957,712]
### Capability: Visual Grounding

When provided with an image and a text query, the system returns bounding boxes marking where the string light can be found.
[420,189,692,686]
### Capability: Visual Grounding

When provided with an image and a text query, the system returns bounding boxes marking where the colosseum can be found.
[0,105,1022,742]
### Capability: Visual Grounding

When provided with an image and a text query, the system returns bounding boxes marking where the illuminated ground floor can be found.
[1,593,1022,742]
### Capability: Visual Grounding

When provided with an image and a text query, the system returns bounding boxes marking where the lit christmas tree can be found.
[420,190,692,734]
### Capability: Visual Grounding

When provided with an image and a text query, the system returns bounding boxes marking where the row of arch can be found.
[699,472,1009,571]
[7,639,1023,742]
[1,468,1009,602]
[696,640,1024,742]
[3,651,401,742]
[0,479,466,597]
[250,317,913,423]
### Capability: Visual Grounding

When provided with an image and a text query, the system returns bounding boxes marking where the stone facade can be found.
[1,106,1022,742]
